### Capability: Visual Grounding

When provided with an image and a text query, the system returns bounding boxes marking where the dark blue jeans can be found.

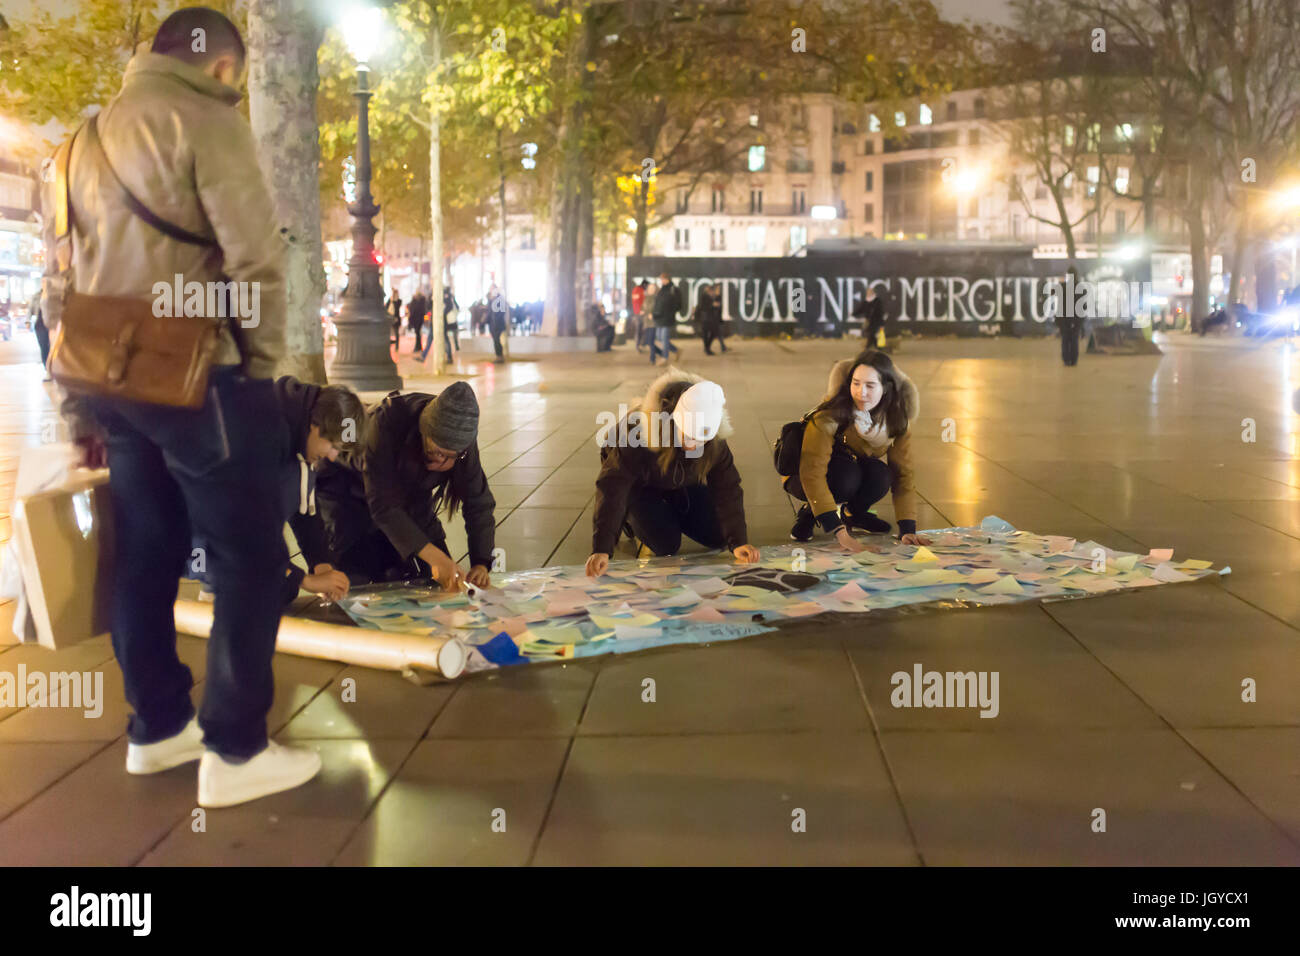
[89,367,288,761]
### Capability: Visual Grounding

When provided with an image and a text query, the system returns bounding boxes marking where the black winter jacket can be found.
[652,281,682,328]
[314,391,497,569]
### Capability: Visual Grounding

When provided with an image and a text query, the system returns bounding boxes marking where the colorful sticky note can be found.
[979,575,1025,596]
[910,546,939,563]
[1148,548,1174,562]
[684,605,726,622]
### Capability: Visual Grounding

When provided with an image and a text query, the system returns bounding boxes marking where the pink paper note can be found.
[829,581,869,603]
[685,605,726,622]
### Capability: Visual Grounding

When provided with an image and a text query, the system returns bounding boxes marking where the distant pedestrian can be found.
[488,282,507,362]
[386,286,402,348]
[1055,269,1083,365]
[590,303,615,352]
[29,294,51,374]
[407,289,430,353]
[630,279,649,352]
[650,270,682,365]
[854,285,886,347]
[695,283,727,355]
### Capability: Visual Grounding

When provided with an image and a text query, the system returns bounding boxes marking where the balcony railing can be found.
[786,159,814,173]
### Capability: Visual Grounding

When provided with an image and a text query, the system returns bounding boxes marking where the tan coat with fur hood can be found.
[592,368,746,555]
[794,358,920,534]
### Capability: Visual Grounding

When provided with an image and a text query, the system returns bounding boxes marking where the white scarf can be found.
[853,408,888,443]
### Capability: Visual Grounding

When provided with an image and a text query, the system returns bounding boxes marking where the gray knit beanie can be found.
[419,382,479,451]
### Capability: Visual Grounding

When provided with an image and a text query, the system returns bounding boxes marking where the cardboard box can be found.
[11,468,114,650]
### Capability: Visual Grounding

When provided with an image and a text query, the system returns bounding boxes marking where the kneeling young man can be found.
[314,382,496,591]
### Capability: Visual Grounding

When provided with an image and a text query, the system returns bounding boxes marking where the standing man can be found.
[41,7,319,807]
[650,270,682,365]
[29,292,51,376]
[488,282,508,363]
[695,283,727,355]
[386,285,403,349]
[407,287,429,354]
[860,285,886,347]
[1055,268,1084,365]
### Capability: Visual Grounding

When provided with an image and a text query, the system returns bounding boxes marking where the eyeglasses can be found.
[425,444,468,465]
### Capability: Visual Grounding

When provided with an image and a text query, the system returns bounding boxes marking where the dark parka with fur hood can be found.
[592,369,747,556]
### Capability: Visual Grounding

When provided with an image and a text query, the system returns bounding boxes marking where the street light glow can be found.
[341,5,384,66]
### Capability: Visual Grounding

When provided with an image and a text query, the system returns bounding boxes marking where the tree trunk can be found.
[576,159,594,333]
[1187,208,1210,329]
[247,0,326,382]
[498,130,511,355]
[428,25,446,374]
[1226,213,1250,308]
[634,177,650,257]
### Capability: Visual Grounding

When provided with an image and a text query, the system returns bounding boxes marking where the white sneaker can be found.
[126,716,205,775]
[197,741,323,808]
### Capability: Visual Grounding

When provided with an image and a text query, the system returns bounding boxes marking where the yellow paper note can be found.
[591,612,661,630]
[523,624,584,645]
[1112,554,1140,572]
[911,546,939,563]
[1175,559,1213,570]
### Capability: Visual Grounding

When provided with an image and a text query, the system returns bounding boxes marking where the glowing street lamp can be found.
[327,4,401,391]
[946,167,982,197]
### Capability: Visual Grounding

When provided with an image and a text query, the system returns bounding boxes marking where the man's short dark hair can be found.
[312,385,367,448]
[152,7,246,69]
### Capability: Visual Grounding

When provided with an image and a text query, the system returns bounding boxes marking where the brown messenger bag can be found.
[46,112,235,409]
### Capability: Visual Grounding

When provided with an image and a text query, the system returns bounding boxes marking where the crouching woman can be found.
[586,370,760,576]
[785,349,931,551]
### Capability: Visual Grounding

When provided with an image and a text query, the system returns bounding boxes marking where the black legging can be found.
[783,451,892,519]
[626,484,725,556]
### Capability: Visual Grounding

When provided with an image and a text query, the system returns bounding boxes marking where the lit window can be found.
[1086,166,1100,184]
[919,104,932,126]
[748,145,766,172]
[746,225,765,253]
[749,112,759,127]
[789,225,807,251]
[1118,123,1133,140]
[1115,166,1130,194]
[868,114,881,132]
[894,110,906,127]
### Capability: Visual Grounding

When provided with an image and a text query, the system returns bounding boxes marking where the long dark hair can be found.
[811,349,909,437]
[653,379,719,480]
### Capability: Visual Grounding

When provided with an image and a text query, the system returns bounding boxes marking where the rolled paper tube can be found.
[173,599,467,679]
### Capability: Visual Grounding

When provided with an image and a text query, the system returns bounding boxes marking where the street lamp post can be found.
[327,6,402,392]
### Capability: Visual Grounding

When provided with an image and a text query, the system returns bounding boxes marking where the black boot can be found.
[842,504,891,534]
[789,505,816,542]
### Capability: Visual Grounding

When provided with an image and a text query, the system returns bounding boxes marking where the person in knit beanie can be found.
[418,381,479,455]
[310,383,497,591]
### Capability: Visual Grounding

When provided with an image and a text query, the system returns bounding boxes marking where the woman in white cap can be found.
[785,348,931,551]
[586,370,761,576]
